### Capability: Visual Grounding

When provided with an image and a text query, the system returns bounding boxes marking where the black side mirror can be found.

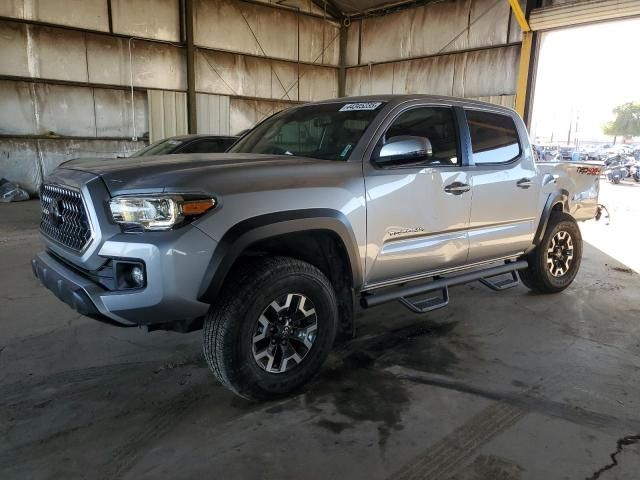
[375,136,433,166]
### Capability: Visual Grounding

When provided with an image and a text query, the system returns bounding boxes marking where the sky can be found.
[530,18,640,145]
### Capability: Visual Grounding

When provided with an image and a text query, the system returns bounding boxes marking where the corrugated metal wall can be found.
[344,0,522,107]
[148,90,189,141]
[197,93,230,135]
[0,0,523,193]
[0,0,335,193]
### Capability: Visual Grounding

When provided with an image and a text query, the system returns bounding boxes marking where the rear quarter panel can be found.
[537,161,601,221]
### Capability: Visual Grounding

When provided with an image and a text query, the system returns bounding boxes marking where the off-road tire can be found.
[520,212,582,294]
[203,256,338,401]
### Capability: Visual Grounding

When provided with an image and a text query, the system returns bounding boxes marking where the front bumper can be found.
[32,251,132,326]
[32,225,218,328]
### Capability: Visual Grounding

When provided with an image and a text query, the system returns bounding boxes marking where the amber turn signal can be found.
[181,198,216,216]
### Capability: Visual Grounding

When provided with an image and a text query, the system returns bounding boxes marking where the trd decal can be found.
[576,167,600,176]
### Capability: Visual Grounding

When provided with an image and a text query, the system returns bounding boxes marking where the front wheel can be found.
[520,212,582,294]
[203,256,338,401]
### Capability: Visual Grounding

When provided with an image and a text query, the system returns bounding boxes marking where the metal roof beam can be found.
[310,0,343,19]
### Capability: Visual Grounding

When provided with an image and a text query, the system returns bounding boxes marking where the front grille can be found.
[40,184,92,252]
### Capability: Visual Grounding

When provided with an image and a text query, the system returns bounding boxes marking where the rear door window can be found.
[466,110,521,164]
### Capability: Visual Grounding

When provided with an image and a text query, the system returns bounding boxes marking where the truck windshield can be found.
[228,102,385,161]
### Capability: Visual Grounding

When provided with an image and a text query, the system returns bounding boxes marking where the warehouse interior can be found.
[2,0,640,479]
[1,0,528,194]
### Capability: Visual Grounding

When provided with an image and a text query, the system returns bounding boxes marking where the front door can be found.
[363,105,473,287]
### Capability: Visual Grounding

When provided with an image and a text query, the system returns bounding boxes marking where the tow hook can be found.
[595,204,610,225]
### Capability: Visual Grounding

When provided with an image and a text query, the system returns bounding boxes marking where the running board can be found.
[361,260,528,311]
[479,270,520,291]
[398,286,449,314]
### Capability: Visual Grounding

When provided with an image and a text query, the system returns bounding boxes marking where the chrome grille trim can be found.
[40,184,93,253]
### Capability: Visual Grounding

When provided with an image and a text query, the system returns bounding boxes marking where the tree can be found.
[602,102,640,142]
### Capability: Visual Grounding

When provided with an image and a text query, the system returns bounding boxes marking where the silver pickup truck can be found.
[32,95,601,400]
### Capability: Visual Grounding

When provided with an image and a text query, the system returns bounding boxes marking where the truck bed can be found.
[537,161,601,222]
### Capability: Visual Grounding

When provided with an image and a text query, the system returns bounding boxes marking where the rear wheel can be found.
[520,212,582,293]
[203,256,338,401]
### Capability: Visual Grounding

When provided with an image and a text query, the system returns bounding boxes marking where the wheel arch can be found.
[197,209,362,305]
[532,190,571,246]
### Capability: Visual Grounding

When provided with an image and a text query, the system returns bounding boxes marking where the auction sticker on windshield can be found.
[339,102,382,112]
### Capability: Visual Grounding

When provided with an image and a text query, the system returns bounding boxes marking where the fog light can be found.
[115,261,146,290]
[131,266,144,286]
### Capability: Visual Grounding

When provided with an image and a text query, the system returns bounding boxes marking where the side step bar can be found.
[361,260,528,311]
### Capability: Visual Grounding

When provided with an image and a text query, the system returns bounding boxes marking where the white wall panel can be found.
[298,15,340,65]
[0,21,30,77]
[94,89,148,138]
[0,80,36,135]
[352,0,515,65]
[33,84,96,137]
[196,93,230,135]
[345,46,519,98]
[468,0,511,48]
[197,49,337,102]
[0,138,146,194]
[111,0,181,42]
[194,0,339,65]
[0,0,109,31]
[344,20,360,66]
[298,64,339,101]
[87,36,186,90]
[454,46,519,97]
[0,80,148,138]
[148,90,188,142]
[229,98,292,133]
[0,21,87,81]
[0,21,186,90]
[357,0,470,64]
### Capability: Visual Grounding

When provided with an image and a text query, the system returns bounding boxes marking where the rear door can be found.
[463,108,540,262]
[363,103,473,287]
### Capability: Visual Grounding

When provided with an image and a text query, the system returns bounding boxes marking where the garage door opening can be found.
[530,17,640,147]
[529,17,640,273]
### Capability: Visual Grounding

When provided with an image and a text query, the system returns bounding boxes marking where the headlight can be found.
[109,196,215,231]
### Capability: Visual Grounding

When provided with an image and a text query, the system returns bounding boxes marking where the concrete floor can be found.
[1,182,639,480]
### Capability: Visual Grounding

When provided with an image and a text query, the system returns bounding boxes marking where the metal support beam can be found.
[184,0,197,134]
[515,31,533,118]
[507,0,531,32]
[310,0,342,20]
[508,0,534,121]
[338,25,347,97]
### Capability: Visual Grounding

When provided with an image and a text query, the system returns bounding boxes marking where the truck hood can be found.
[58,153,348,196]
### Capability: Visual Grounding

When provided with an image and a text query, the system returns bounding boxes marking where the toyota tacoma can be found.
[32,95,601,400]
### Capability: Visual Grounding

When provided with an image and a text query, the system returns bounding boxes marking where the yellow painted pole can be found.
[507,0,533,118]
[515,31,533,117]
[507,0,531,32]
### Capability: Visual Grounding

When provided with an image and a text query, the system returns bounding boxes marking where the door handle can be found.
[517,178,533,189]
[444,182,471,195]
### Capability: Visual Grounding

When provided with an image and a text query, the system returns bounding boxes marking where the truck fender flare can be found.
[197,209,362,303]
[532,190,570,246]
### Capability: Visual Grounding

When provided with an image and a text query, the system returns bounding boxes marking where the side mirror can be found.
[376,136,433,166]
